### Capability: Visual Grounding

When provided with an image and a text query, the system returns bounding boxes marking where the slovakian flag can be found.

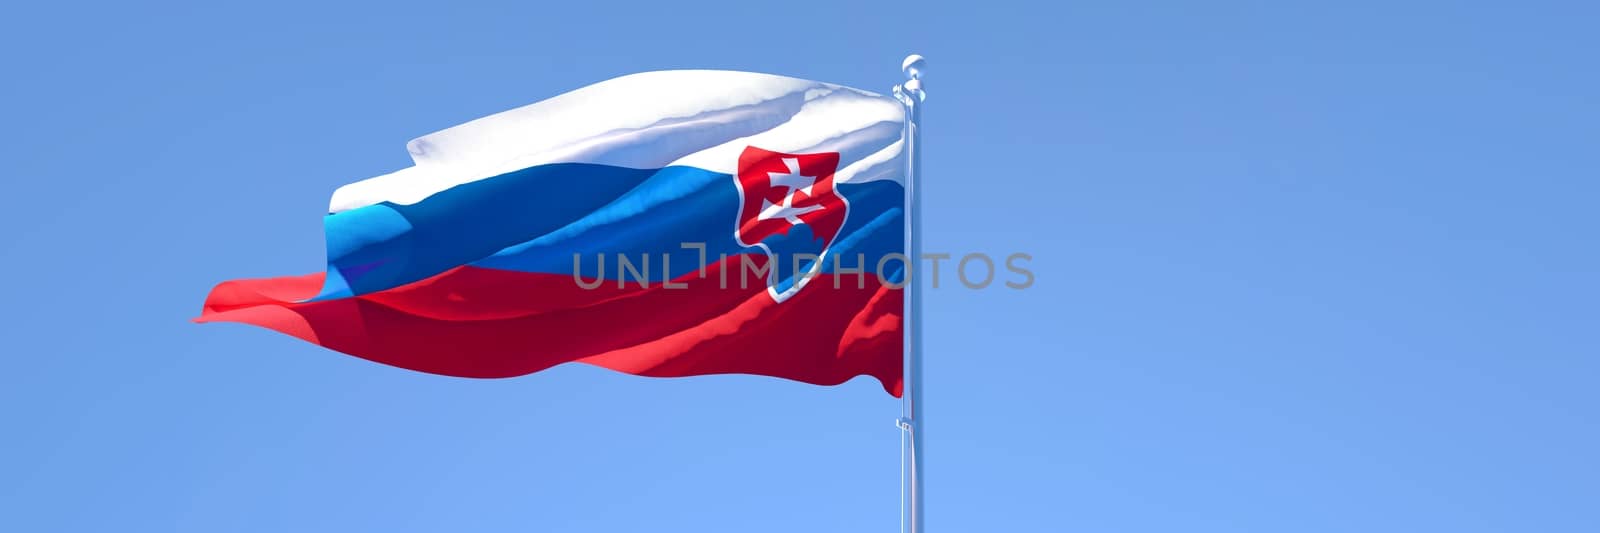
[197,70,908,396]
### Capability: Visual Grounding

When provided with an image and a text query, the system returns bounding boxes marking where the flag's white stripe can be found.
[329,70,904,213]
[836,139,906,186]
[670,88,903,175]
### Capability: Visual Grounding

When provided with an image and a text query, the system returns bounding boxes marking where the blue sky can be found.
[2,1,1596,531]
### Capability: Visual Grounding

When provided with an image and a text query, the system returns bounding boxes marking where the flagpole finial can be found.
[895,54,927,104]
[902,54,926,80]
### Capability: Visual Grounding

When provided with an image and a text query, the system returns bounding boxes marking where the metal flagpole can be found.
[894,53,927,533]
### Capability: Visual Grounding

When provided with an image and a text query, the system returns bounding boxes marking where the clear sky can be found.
[2,1,1596,531]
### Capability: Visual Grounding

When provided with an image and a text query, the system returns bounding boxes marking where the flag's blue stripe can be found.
[321,162,653,297]
[320,162,903,298]
[473,170,904,284]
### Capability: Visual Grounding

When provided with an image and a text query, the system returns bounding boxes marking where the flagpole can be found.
[894,53,927,533]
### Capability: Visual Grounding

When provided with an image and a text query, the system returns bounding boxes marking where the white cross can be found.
[757,157,824,225]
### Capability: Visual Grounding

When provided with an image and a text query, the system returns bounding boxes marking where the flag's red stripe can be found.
[196,259,903,396]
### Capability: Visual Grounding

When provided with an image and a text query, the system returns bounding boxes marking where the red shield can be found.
[733,146,846,249]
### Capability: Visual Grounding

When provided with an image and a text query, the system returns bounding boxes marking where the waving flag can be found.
[198,70,907,396]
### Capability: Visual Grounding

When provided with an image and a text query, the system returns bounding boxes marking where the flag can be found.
[198,70,907,396]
